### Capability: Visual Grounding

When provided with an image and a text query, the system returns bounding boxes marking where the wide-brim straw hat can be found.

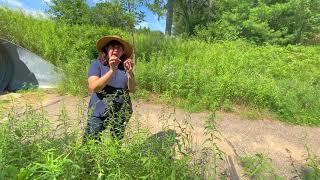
[96,35,133,59]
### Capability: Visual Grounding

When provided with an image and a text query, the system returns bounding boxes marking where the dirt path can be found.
[1,92,319,179]
[217,112,320,178]
[131,100,320,179]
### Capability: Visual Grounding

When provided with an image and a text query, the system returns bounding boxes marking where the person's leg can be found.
[83,116,105,142]
[110,115,126,140]
[109,101,132,140]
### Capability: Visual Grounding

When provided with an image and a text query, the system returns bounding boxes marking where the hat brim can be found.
[96,36,133,59]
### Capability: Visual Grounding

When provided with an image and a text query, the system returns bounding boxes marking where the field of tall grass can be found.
[1,7,320,179]
[0,7,319,126]
[136,38,320,125]
[0,98,217,179]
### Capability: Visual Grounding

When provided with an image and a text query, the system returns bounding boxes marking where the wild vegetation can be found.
[239,153,282,179]
[0,0,320,178]
[1,7,319,125]
[0,99,209,179]
[45,0,320,45]
[239,152,320,179]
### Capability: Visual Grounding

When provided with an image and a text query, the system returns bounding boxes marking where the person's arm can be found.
[88,56,120,93]
[124,58,136,93]
[127,71,136,93]
[88,69,115,92]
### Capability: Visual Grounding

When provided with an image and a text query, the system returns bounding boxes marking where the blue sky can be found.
[0,0,166,32]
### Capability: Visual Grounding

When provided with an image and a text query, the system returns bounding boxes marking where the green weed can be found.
[1,7,320,125]
[0,95,223,179]
[240,153,284,179]
[302,148,320,179]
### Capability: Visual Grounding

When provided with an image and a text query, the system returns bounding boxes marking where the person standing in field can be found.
[84,35,135,141]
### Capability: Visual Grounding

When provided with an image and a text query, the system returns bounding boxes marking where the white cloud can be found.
[88,0,104,6]
[0,0,49,18]
[149,17,165,32]
[136,21,149,29]
[151,21,165,32]
[42,0,51,5]
[0,0,23,8]
[92,0,102,3]
[135,20,165,32]
[23,8,49,18]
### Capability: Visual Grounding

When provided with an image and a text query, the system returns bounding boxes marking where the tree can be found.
[118,0,146,62]
[173,0,214,36]
[47,0,89,25]
[165,0,174,36]
[89,1,134,29]
[147,0,214,36]
[119,0,146,26]
[146,0,176,36]
[46,0,144,30]
[196,0,320,45]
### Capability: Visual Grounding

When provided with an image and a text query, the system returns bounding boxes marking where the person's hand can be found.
[109,55,121,71]
[124,58,134,74]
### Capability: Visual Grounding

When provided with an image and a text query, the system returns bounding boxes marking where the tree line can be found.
[47,0,320,45]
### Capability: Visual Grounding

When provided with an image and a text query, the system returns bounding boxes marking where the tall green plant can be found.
[0,97,202,179]
[1,7,320,125]
[135,38,320,125]
[196,0,320,45]
[47,0,90,25]
[0,7,129,95]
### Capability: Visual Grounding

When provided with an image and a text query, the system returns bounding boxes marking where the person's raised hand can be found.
[109,55,121,71]
[124,58,134,74]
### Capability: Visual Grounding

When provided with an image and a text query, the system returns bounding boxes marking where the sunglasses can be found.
[102,41,124,52]
[108,40,123,47]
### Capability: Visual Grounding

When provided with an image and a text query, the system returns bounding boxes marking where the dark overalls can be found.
[84,60,132,141]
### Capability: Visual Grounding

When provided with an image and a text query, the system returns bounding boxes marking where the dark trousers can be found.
[84,100,132,141]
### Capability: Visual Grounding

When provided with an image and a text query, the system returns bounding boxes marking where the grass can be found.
[235,105,277,120]
[239,153,284,179]
[0,91,224,179]
[0,6,126,96]
[1,5,320,180]
[302,147,320,179]
[1,91,319,179]
[240,151,320,179]
[1,7,320,126]
[135,39,320,125]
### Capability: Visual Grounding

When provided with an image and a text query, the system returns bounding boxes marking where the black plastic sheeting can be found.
[0,38,61,92]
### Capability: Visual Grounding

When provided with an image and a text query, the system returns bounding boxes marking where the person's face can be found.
[107,41,124,59]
